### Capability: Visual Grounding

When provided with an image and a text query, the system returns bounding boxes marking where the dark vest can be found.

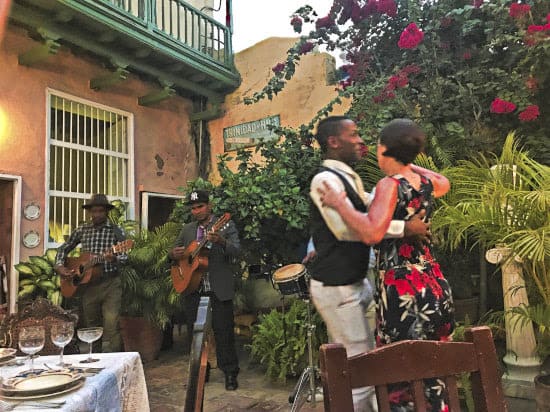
[309,167,371,286]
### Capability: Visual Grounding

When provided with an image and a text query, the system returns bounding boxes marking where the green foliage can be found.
[246,0,550,166]
[509,303,550,359]
[248,299,328,383]
[120,222,183,328]
[171,127,321,268]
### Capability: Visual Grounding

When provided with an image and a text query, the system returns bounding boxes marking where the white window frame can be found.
[44,88,135,248]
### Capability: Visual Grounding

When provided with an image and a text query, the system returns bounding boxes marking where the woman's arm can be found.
[317,177,398,245]
[410,164,450,198]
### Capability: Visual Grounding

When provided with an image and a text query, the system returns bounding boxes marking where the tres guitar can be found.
[61,239,134,297]
[171,213,231,295]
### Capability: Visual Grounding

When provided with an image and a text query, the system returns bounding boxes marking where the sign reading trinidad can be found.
[223,115,280,151]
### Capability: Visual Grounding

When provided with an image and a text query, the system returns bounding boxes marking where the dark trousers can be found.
[184,291,239,376]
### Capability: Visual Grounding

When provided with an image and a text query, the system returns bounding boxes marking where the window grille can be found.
[47,92,133,246]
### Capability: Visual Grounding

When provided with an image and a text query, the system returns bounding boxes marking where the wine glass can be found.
[77,327,103,363]
[51,321,74,367]
[18,325,45,371]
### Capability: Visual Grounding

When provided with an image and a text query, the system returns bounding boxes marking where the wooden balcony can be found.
[10,0,240,101]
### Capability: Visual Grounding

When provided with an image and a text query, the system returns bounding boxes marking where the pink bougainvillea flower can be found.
[528,25,544,33]
[272,62,285,74]
[472,0,483,8]
[290,16,303,33]
[463,51,472,60]
[298,41,314,55]
[401,64,421,75]
[388,74,408,89]
[377,0,397,17]
[398,22,424,49]
[315,15,335,30]
[490,98,516,114]
[518,105,540,121]
[509,2,531,19]
[359,143,369,158]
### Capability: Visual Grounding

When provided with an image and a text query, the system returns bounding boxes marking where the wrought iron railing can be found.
[103,0,231,67]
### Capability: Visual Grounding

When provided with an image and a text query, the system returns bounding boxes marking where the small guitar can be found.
[61,239,134,297]
[171,213,231,295]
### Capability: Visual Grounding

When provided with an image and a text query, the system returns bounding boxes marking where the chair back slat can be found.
[320,327,507,412]
[444,375,462,412]
[411,380,427,410]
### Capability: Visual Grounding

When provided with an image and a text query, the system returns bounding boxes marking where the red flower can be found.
[423,246,433,261]
[518,105,540,122]
[528,25,544,33]
[383,269,396,286]
[394,279,415,296]
[463,51,472,60]
[290,16,303,33]
[398,243,414,259]
[272,63,285,74]
[407,198,421,209]
[398,23,424,49]
[316,15,335,30]
[401,64,421,75]
[490,98,516,114]
[509,3,531,19]
[472,0,483,8]
[298,41,315,55]
[388,74,408,89]
[377,0,397,17]
[406,268,424,291]
[359,143,369,158]
[547,13,550,23]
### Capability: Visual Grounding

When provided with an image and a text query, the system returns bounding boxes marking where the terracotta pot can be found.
[119,316,163,362]
[535,373,550,412]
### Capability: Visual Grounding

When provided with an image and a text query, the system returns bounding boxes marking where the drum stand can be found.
[289,295,323,412]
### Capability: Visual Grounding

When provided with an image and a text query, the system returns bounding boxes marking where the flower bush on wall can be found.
[245,0,550,166]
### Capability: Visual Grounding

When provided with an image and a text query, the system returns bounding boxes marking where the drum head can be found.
[272,264,305,282]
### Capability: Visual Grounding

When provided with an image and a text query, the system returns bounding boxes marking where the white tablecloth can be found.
[0,352,149,412]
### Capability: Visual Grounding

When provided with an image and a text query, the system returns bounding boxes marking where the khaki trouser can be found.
[81,276,122,352]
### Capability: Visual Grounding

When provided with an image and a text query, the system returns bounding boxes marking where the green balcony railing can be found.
[105,0,231,67]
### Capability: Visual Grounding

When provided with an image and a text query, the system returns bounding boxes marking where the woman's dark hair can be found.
[315,116,351,152]
[379,119,425,165]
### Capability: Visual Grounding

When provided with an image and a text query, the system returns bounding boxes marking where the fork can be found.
[0,399,66,410]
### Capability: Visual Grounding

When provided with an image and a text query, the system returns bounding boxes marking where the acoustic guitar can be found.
[171,213,231,295]
[61,239,134,297]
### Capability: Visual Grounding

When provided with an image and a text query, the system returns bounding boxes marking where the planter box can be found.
[120,316,163,362]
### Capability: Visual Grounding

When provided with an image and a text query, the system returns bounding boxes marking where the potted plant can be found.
[119,222,183,362]
[434,133,550,407]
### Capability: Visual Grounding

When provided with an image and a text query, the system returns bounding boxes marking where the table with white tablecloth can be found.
[0,352,149,412]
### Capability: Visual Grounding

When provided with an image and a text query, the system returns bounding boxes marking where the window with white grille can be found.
[47,91,134,246]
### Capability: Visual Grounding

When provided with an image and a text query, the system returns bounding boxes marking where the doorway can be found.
[0,175,22,314]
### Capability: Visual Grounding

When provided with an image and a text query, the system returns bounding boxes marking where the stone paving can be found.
[143,330,536,412]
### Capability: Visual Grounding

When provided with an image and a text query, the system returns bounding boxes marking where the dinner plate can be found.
[0,348,17,362]
[0,379,84,401]
[1,370,82,396]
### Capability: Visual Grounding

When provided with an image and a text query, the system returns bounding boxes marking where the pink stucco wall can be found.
[0,26,198,260]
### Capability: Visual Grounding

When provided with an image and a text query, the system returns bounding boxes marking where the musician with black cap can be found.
[169,190,241,391]
[55,193,128,353]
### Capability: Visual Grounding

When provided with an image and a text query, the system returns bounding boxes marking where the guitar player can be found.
[55,193,128,353]
[168,190,241,391]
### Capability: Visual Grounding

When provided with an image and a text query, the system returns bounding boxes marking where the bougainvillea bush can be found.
[246,0,550,166]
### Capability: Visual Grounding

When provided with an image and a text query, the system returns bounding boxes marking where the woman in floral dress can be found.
[317,118,455,412]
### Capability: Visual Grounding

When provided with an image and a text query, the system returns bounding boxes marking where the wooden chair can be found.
[184,296,211,412]
[319,326,507,412]
[0,297,79,355]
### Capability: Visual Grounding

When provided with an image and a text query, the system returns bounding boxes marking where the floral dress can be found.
[374,174,455,412]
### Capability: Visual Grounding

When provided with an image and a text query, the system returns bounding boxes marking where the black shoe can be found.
[225,374,238,391]
[205,362,211,383]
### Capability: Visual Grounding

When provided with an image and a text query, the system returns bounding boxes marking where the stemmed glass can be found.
[51,321,74,367]
[18,325,45,371]
[77,327,103,363]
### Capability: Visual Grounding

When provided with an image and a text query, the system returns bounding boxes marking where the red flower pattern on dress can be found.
[394,279,416,296]
[509,3,531,19]
[398,23,424,49]
[408,198,421,209]
[518,105,540,122]
[398,243,414,259]
[490,98,516,114]
[431,263,444,279]
[406,268,425,292]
